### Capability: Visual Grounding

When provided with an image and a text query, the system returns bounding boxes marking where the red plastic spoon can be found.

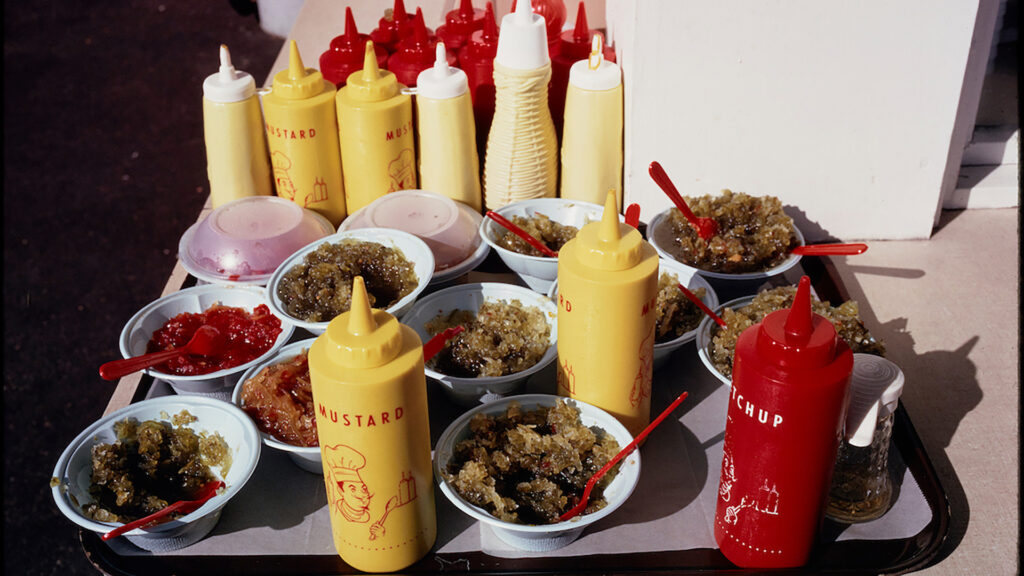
[678,284,726,328]
[99,325,224,381]
[648,161,718,241]
[625,203,641,228]
[101,480,225,541]
[791,243,868,256]
[422,325,465,362]
[486,211,558,257]
[559,391,689,522]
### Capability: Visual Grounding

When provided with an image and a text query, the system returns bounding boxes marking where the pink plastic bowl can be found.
[340,190,482,271]
[179,196,334,285]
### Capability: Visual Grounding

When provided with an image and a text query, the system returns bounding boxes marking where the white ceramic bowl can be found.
[232,338,322,474]
[695,295,756,386]
[338,190,490,285]
[401,283,558,406]
[118,285,295,400]
[179,196,335,286]
[265,228,435,334]
[51,396,261,552]
[647,207,806,284]
[434,394,641,551]
[479,198,618,293]
[545,258,720,372]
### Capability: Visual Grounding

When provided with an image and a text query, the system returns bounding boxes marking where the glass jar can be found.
[825,354,905,523]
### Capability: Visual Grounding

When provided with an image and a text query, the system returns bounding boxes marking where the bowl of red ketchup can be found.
[117,285,295,399]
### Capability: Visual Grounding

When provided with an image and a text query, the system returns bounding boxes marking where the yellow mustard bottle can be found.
[337,41,417,213]
[262,40,347,226]
[202,44,273,208]
[556,191,659,436]
[560,35,623,207]
[309,276,436,572]
[415,42,481,212]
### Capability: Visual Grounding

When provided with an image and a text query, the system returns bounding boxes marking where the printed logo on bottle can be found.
[387,149,416,192]
[265,122,318,140]
[272,151,298,200]
[323,444,418,541]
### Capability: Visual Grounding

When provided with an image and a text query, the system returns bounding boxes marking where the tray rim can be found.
[83,253,951,575]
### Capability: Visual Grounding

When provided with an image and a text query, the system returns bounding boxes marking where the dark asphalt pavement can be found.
[4,2,283,573]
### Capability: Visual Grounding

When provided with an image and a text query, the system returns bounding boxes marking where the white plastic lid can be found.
[416,43,469,99]
[494,0,550,70]
[568,35,621,91]
[844,354,906,447]
[203,45,257,103]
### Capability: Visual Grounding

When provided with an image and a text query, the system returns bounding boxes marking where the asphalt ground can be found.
[4,2,282,573]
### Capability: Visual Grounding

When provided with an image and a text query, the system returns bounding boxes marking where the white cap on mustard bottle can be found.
[416,42,469,99]
[203,44,257,103]
[494,0,549,70]
[568,35,621,91]
[309,277,436,572]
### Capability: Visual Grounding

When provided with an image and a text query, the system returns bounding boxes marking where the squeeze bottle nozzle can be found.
[362,40,381,83]
[203,44,257,103]
[219,44,237,82]
[589,35,603,70]
[288,40,305,81]
[784,276,814,343]
[434,42,449,75]
[347,277,377,336]
[598,190,621,244]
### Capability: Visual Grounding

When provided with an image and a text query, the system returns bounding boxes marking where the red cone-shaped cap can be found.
[572,1,589,42]
[785,276,814,344]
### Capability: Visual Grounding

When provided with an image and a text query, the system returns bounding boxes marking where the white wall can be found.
[609,0,996,240]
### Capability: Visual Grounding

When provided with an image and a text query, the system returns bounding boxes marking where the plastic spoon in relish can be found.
[559,391,689,522]
[678,283,727,328]
[422,325,465,362]
[648,161,718,241]
[98,325,224,381]
[486,211,559,258]
[791,243,868,256]
[101,480,225,541]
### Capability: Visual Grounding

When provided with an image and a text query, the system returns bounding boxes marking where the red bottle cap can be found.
[388,9,455,88]
[320,7,388,87]
[395,7,438,53]
[370,0,412,54]
[755,276,839,369]
[557,2,615,63]
[437,0,486,52]
[460,1,500,62]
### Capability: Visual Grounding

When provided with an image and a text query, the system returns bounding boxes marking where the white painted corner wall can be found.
[608,0,998,241]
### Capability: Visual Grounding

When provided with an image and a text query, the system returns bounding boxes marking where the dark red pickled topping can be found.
[146,304,282,376]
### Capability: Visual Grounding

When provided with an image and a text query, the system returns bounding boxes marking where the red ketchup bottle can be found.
[370,0,413,56]
[549,1,616,137]
[388,9,454,88]
[714,276,853,568]
[436,0,486,58]
[458,1,500,162]
[319,6,389,88]
[511,0,566,58]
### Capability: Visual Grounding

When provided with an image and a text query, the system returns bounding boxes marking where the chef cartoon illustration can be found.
[325,445,374,525]
[324,444,419,540]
